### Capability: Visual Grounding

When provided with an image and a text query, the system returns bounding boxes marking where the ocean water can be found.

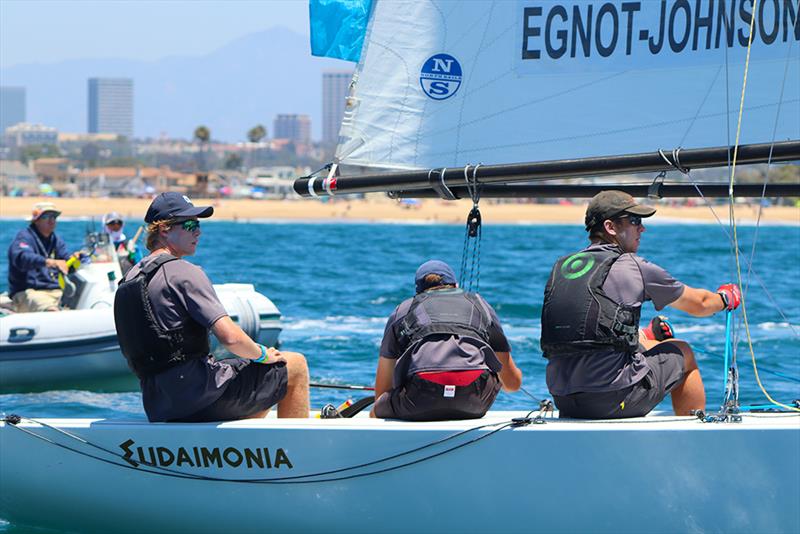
[1,217,799,531]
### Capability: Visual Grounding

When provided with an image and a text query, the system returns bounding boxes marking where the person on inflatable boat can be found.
[7,201,76,312]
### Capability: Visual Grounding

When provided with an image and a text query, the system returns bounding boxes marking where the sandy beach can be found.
[1,196,798,225]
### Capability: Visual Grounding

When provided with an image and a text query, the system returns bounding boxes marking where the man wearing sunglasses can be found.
[7,201,75,312]
[102,211,142,275]
[114,192,310,422]
[540,190,741,419]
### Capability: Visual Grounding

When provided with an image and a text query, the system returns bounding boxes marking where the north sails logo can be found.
[119,439,293,470]
[420,53,463,100]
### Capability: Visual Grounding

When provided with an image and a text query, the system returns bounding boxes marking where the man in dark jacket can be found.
[7,201,74,312]
[372,259,523,420]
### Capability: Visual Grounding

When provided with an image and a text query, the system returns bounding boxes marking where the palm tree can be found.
[193,126,211,184]
[193,125,211,144]
[247,125,267,143]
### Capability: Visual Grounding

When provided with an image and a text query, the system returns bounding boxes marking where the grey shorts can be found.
[553,342,685,419]
[177,360,288,423]
[374,371,501,421]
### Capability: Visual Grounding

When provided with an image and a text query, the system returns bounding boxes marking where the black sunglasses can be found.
[106,220,123,226]
[615,215,643,226]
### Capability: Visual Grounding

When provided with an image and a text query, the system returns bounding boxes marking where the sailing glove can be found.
[717,283,741,311]
[641,315,675,341]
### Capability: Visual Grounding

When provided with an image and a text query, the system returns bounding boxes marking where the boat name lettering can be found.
[119,439,294,470]
[521,0,799,61]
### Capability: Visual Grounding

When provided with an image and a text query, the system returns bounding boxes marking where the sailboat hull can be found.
[1,412,797,533]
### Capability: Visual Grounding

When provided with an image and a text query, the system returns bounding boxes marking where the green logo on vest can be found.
[560,252,595,280]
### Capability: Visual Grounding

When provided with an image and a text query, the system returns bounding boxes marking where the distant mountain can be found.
[0,27,353,142]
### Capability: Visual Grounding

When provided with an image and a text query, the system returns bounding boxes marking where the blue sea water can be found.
[1,218,799,532]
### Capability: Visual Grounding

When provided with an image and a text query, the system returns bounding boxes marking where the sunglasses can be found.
[616,215,643,226]
[106,220,123,226]
[38,213,58,221]
[176,219,201,232]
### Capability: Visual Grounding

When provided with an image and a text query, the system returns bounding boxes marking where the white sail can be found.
[335,0,800,170]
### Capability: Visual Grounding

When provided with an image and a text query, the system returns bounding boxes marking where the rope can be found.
[2,414,530,485]
[459,164,483,292]
[724,0,799,413]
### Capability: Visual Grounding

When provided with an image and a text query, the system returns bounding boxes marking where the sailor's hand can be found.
[641,315,674,341]
[717,283,741,311]
[45,258,69,274]
[264,347,286,364]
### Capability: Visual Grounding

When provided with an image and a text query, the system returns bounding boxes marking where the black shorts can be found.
[374,371,501,421]
[178,360,288,423]
[553,342,685,419]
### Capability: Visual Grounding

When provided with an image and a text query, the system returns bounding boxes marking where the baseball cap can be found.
[103,211,123,225]
[144,192,214,223]
[415,260,457,294]
[29,201,61,221]
[584,190,656,231]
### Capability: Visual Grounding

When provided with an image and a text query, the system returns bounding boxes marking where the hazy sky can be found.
[0,0,309,68]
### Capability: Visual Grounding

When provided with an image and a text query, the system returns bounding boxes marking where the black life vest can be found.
[540,245,640,358]
[113,254,210,379]
[392,289,502,386]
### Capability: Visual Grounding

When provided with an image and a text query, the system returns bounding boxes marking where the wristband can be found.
[253,344,268,363]
[718,291,729,311]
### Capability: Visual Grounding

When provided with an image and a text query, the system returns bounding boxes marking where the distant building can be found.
[246,166,305,199]
[88,78,134,138]
[0,86,26,133]
[4,123,58,147]
[0,159,37,195]
[273,114,311,145]
[322,71,352,145]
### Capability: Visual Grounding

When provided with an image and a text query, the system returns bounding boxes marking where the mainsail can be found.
[325,0,798,172]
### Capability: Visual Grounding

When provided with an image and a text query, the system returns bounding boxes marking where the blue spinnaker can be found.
[309,0,372,62]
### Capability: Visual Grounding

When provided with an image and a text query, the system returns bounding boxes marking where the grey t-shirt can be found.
[380,291,511,383]
[546,243,685,396]
[123,254,232,421]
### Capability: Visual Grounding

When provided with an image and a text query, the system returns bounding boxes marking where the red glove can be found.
[641,315,675,341]
[717,283,741,311]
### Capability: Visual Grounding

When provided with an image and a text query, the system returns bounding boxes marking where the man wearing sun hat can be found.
[114,192,310,422]
[540,190,742,419]
[372,259,523,420]
[7,201,75,312]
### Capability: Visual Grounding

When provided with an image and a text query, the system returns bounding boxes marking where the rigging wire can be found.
[725,0,799,413]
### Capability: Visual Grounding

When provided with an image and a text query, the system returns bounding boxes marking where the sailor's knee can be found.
[282,351,309,383]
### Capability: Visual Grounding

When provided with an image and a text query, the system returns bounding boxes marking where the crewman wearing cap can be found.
[102,211,142,274]
[113,192,310,422]
[7,201,75,312]
[540,190,741,419]
[371,259,523,420]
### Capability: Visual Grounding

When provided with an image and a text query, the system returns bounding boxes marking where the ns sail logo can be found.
[420,54,463,100]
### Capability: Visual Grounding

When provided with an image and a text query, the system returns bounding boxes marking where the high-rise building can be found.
[0,86,26,133]
[322,71,352,145]
[273,114,311,144]
[87,78,134,138]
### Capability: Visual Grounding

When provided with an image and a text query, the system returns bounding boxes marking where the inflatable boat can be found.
[0,234,282,393]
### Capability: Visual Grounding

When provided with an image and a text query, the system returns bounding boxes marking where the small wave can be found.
[283,316,386,332]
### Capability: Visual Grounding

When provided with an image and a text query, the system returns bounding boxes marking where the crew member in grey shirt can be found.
[114,192,309,422]
[540,190,741,419]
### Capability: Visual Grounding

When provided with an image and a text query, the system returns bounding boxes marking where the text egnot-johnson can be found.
[521,0,799,60]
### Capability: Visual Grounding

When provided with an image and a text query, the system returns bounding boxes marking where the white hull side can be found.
[1,412,798,533]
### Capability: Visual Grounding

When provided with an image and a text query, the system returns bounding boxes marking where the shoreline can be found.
[1,196,798,226]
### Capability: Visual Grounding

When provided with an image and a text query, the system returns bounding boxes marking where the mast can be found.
[294,141,800,198]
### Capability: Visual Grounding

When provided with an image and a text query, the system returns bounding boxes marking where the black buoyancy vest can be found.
[540,246,640,358]
[392,289,502,386]
[113,254,210,379]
